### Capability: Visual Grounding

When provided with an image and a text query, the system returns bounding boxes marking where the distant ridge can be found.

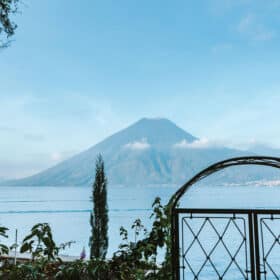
[3,118,280,186]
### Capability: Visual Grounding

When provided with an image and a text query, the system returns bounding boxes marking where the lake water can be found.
[0,184,279,278]
[0,185,176,257]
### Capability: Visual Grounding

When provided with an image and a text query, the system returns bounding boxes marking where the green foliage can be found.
[0,197,172,279]
[55,259,112,280]
[89,154,109,259]
[0,0,19,48]
[20,223,73,261]
[111,197,172,280]
[0,226,9,256]
[1,260,48,280]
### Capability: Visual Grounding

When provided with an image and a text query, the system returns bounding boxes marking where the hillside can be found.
[3,118,280,186]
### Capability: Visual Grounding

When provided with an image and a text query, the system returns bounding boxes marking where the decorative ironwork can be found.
[169,156,280,280]
[259,215,280,280]
[170,157,280,210]
[181,213,249,280]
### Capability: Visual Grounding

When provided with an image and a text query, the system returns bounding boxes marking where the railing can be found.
[173,208,280,280]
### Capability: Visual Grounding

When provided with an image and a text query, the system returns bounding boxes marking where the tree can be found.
[0,0,19,48]
[89,154,109,259]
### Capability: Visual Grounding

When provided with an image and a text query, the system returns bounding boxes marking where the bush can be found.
[0,197,172,280]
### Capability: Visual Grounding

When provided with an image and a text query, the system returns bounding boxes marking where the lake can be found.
[0,185,176,257]
[0,184,279,278]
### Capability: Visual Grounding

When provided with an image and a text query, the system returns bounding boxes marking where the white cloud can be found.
[124,138,151,150]
[50,150,76,162]
[50,152,63,162]
[237,14,276,41]
[174,138,220,149]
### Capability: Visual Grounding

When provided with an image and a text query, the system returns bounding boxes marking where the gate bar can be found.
[248,213,256,280]
[174,211,180,280]
[253,214,261,280]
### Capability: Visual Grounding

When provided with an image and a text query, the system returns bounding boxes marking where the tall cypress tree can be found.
[89,154,108,259]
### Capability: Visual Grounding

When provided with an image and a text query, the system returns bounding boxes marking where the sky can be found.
[1,0,280,178]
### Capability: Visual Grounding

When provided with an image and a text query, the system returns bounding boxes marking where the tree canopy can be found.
[89,154,109,260]
[0,0,18,48]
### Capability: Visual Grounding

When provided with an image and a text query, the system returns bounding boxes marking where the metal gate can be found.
[174,208,280,280]
[170,157,280,280]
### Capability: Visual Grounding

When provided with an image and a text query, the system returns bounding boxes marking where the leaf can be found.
[20,242,30,253]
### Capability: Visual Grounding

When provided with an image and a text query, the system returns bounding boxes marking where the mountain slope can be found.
[3,118,280,186]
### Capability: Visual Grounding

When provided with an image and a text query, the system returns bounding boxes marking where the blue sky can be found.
[1,0,280,178]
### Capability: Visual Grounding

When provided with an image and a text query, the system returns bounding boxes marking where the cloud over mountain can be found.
[124,138,151,150]
[173,138,218,149]
[2,118,280,187]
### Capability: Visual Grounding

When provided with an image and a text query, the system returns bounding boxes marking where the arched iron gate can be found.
[170,156,280,280]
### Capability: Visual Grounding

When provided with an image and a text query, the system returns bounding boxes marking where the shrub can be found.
[0,197,172,280]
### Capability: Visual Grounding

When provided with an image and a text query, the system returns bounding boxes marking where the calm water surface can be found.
[0,184,279,278]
